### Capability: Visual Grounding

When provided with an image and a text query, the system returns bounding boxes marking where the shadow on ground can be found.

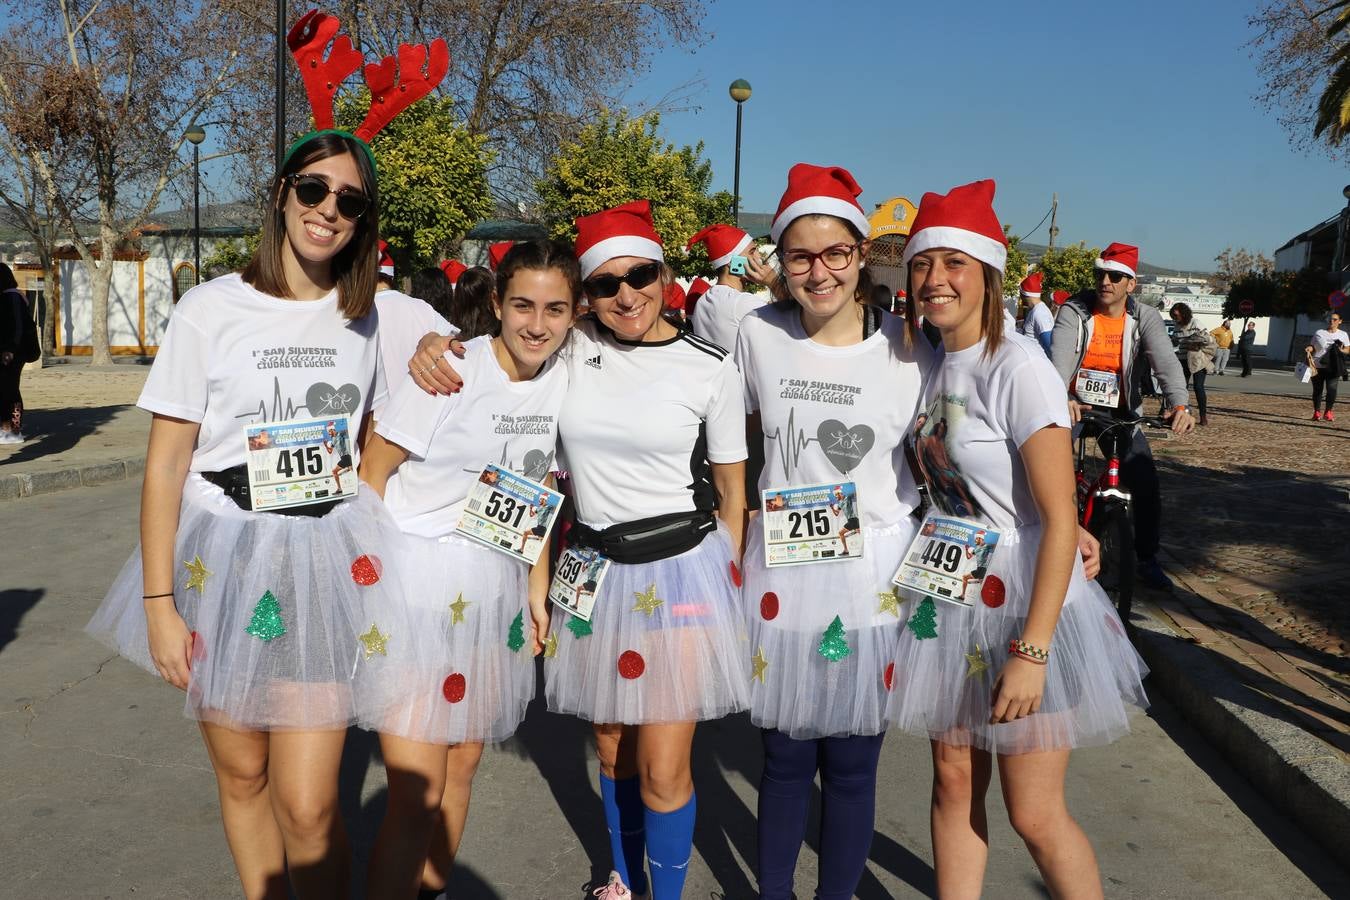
[0,587,43,655]
[0,404,131,467]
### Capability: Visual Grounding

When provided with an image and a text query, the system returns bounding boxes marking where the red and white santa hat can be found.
[1020,271,1043,299]
[1094,242,1138,278]
[439,259,467,285]
[771,163,870,244]
[574,200,664,279]
[488,241,514,271]
[377,240,395,278]
[663,280,687,312]
[687,276,712,300]
[687,223,753,270]
[902,179,1008,273]
[1053,290,1071,306]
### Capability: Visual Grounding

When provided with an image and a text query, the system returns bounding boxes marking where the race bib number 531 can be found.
[455,464,563,566]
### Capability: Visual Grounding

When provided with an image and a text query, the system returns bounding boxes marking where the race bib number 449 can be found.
[455,463,563,566]
[893,513,1001,608]
[761,481,863,567]
[245,416,356,512]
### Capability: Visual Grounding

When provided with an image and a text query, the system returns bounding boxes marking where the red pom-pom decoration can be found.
[980,575,1005,608]
[617,650,646,680]
[442,672,467,703]
[351,554,383,586]
[883,662,896,692]
[729,561,742,587]
[190,630,207,664]
[760,592,780,621]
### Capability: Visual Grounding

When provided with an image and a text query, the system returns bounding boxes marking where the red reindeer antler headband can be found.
[282,9,450,170]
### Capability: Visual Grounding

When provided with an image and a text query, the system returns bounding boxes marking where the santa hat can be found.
[1020,271,1043,299]
[687,277,712,300]
[439,259,467,285]
[901,179,1008,273]
[770,163,870,243]
[574,200,664,279]
[1053,290,1070,306]
[895,288,907,299]
[687,224,753,270]
[663,280,687,312]
[1094,242,1138,278]
[377,240,395,278]
[488,241,514,271]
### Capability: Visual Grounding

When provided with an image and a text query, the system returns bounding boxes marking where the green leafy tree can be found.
[1315,1,1350,144]
[336,94,494,273]
[537,110,732,277]
[1002,228,1030,297]
[201,232,261,279]
[1037,243,1100,296]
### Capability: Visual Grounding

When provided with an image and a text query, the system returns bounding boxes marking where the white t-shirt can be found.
[912,332,1071,531]
[373,288,455,418]
[691,283,767,353]
[1311,328,1349,367]
[375,335,567,538]
[138,273,386,473]
[558,317,748,529]
[736,304,933,528]
[1020,301,1054,338]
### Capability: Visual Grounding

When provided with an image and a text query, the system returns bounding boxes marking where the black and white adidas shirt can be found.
[558,316,748,529]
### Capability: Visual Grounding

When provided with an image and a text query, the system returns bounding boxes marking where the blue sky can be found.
[617,0,1350,271]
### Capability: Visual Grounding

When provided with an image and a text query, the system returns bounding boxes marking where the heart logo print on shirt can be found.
[306,382,362,417]
[817,420,875,474]
[521,449,552,482]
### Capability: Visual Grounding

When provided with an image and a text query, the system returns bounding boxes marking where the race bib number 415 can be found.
[455,463,563,566]
[245,416,356,512]
[761,481,863,567]
[893,512,1001,607]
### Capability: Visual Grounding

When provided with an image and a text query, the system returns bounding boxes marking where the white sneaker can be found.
[592,871,635,899]
[0,430,23,444]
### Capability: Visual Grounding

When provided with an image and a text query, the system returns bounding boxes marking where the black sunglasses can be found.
[1095,269,1128,284]
[285,173,370,220]
[582,261,662,299]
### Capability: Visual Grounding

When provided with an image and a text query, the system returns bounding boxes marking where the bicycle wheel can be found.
[1090,501,1135,627]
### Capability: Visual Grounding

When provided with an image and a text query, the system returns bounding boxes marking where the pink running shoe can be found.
[1327,410,1336,422]
[1312,410,1323,421]
[593,872,633,899]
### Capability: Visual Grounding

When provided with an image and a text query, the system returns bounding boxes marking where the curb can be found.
[0,455,145,501]
[1133,606,1350,862]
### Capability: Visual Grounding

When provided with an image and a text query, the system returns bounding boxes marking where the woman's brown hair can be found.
[242,132,379,320]
[771,214,874,313]
[901,255,1005,358]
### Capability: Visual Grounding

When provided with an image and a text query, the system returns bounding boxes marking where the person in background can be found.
[412,265,455,322]
[1018,271,1053,355]
[0,262,32,444]
[447,265,498,340]
[688,223,776,351]
[1210,318,1234,375]
[1306,311,1350,421]
[1237,320,1256,376]
[1170,302,1216,426]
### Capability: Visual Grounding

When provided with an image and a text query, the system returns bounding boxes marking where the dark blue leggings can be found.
[757,729,886,900]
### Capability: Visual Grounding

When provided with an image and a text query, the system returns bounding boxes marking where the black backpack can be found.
[4,289,39,364]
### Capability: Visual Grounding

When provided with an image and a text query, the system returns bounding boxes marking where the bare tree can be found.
[1249,0,1350,159]
[1210,246,1276,293]
[0,0,272,363]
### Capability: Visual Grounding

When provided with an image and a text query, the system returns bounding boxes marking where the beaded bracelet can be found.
[1008,639,1049,663]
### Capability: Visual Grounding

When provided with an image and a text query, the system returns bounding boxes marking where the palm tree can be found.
[1313,1,1350,143]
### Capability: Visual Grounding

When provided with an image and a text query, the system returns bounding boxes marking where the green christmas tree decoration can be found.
[246,590,286,642]
[506,610,526,653]
[817,615,852,662]
[566,615,593,638]
[907,598,939,640]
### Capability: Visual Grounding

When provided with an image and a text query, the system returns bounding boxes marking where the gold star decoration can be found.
[965,644,988,679]
[359,623,389,659]
[449,592,472,625]
[751,647,768,683]
[632,583,664,617]
[184,556,212,593]
[877,588,903,618]
[542,632,559,659]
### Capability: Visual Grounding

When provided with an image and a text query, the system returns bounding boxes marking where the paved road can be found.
[1,480,1346,899]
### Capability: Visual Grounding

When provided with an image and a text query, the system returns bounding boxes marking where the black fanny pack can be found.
[571,510,716,564]
[200,465,341,518]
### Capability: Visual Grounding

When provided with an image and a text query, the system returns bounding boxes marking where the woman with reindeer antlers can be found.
[86,11,448,897]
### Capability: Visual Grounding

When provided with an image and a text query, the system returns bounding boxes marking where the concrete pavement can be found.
[2,478,1348,898]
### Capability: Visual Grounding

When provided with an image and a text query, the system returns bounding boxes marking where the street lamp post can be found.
[276,0,286,170]
[729,79,752,227]
[186,123,206,285]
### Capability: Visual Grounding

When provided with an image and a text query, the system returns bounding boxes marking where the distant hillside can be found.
[1020,241,1210,278]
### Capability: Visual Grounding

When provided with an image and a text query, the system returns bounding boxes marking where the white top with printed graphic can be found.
[736,303,932,529]
[912,332,1071,531]
[376,335,567,538]
[138,273,386,473]
[558,317,747,529]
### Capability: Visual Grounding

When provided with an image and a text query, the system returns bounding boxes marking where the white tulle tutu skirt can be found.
[885,523,1148,754]
[743,516,917,739]
[360,532,536,744]
[544,521,750,725]
[86,474,410,732]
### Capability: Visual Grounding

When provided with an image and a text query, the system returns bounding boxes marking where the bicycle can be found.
[1073,408,1167,629]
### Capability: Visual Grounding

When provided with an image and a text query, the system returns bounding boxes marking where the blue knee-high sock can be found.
[645,792,696,900]
[599,773,648,894]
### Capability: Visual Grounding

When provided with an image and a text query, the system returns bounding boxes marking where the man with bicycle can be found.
[1050,242,1194,591]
